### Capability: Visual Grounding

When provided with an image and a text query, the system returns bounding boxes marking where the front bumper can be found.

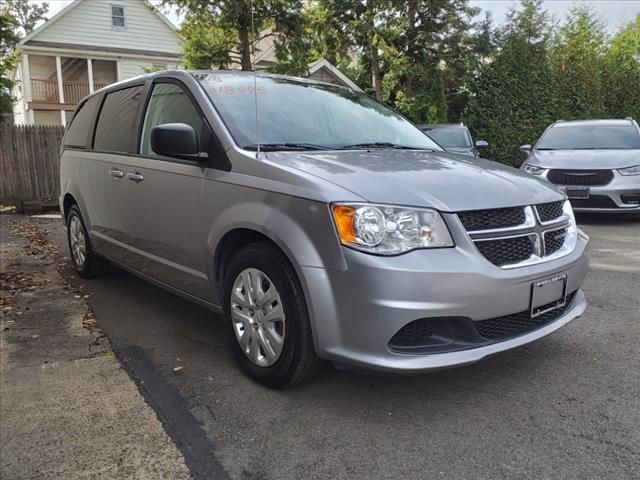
[544,171,640,213]
[301,228,588,373]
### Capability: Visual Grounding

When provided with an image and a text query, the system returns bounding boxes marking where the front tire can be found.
[66,205,109,278]
[223,242,324,388]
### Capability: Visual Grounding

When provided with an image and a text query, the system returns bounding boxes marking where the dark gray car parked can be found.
[60,70,588,387]
[520,119,640,213]
[418,123,489,156]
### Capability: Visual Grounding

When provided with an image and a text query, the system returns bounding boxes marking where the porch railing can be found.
[30,79,109,104]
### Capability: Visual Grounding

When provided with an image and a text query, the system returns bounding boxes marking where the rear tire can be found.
[66,205,109,278]
[223,242,324,388]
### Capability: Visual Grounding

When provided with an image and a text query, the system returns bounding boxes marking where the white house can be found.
[11,0,182,126]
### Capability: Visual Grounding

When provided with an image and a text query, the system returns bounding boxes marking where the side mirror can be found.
[150,123,200,160]
[519,144,532,158]
[475,139,489,150]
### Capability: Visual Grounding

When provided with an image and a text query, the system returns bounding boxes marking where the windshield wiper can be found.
[535,148,557,151]
[339,142,427,150]
[242,143,331,151]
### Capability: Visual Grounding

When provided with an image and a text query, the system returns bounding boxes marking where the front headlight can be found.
[523,164,547,176]
[618,165,640,176]
[331,203,454,255]
[563,200,579,252]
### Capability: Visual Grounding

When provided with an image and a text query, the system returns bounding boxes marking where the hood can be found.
[528,149,640,170]
[266,150,564,212]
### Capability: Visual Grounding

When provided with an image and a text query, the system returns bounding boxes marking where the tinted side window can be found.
[64,95,101,148]
[140,83,204,156]
[94,85,144,153]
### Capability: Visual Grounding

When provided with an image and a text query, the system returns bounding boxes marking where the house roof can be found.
[19,0,178,45]
[308,59,362,92]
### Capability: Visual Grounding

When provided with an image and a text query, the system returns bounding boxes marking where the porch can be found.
[30,79,109,105]
[22,54,118,124]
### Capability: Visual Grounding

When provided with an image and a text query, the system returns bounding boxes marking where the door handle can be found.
[127,172,144,183]
[109,168,124,179]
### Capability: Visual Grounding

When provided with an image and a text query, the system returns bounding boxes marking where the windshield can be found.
[425,127,472,148]
[196,73,441,151]
[537,124,640,150]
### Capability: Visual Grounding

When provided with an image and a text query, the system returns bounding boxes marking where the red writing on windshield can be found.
[208,85,267,95]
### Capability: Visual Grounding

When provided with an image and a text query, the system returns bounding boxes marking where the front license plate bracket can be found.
[530,274,568,318]
[565,187,590,199]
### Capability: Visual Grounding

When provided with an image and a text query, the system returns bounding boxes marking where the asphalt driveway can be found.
[53,214,639,480]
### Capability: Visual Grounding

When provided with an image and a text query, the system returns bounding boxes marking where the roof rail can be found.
[625,117,634,121]
[555,119,565,123]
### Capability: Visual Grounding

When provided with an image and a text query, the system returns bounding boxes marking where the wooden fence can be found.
[0,124,65,206]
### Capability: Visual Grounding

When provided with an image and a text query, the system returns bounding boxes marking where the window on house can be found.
[111,5,125,27]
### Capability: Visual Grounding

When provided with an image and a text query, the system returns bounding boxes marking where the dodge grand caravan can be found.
[60,70,589,387]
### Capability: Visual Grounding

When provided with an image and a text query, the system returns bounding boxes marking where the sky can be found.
[40,0,640,34]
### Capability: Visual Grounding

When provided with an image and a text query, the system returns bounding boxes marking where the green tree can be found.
[164,0,306,72]
[551,6,607,119]
[466,0,556,165]
[179,9,237,69]
[1,9,20,117]
[426,68,447,123]
[379,0,477,121]
[304,0,353,66]
[472,11,498,62]
[604,14,640,119]
[5,0,48,37]
[1,0,48,118]
[311,0,395,100]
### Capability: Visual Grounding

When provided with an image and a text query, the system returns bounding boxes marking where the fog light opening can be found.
[621,194,640,205]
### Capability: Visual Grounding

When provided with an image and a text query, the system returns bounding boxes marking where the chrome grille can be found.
[547,169,613,186]
[475,236,535,267]
[458,203,573,268]
[457,206,525,231]
[544,228,567,255]
[536,201,564,223]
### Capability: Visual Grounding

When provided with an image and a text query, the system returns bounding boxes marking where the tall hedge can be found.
[465,1,640,166]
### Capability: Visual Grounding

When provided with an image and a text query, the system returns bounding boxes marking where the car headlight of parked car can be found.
[522,164,548,176]
[331,203,454,255]
[618,165,640,176]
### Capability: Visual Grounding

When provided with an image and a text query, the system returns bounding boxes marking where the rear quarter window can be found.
[64,95,101,148]
[94,85,144,153]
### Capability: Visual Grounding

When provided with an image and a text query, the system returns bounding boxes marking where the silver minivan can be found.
[60,70,589,387]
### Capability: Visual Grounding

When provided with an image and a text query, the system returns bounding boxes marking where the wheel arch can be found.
[62,193,77,221]
[205,201,347,304]
[213,228,285,301]
[60,183,90,230]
